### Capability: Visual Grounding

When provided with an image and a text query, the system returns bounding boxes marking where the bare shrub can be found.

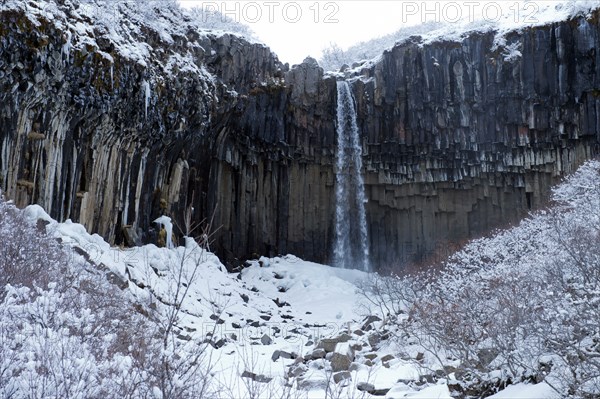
[0,197,66,295]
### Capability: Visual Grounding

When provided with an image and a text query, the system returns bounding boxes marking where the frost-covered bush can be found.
[0,195,215,398]
[319,21,444,71]
[363,160,600,398]
[188,6,256,39]
[0,197,65,294]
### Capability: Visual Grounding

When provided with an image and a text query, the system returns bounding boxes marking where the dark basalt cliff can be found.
[1,2,599,269]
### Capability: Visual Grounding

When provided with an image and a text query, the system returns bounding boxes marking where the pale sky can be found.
[178,1,561,65]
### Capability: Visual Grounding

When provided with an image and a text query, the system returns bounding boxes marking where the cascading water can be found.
[333,80,370,272]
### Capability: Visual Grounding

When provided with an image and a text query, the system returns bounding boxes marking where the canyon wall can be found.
[1,1,598,269]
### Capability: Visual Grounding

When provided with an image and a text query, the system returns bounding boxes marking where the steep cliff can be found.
[350,17,600,266]
[1,0,599,270]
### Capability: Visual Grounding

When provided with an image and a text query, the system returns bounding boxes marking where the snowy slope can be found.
[6,154,599,397]
[0,0,266,75]
[19,185,589,398]
[324,0,600,72]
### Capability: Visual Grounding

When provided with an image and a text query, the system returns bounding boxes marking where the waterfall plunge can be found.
[333,81,370,272]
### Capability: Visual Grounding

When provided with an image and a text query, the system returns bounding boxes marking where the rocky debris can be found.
[368,332,382,349]
[271,350,297,362]
[241,370,273,384]
[357,382,375,392]
[350,342,363,351]
[273,298,290,307]
[361,315,382,331]
[260,334,273,345]
[333,371,352,384]
[105,271,129,290]
[297,376,328,391]
[330,342,355,372]
[381,354,395,368]
[307,348,326,360]
[348,362,361,372]
[317,333,352,353]
[356,382,391,396]
[287,363,307,378]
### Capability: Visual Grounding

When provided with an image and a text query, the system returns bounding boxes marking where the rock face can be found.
[1,1,599,270]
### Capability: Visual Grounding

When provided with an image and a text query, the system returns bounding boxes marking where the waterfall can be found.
[333,81,370,272]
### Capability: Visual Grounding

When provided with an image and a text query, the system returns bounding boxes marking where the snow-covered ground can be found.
[12,155,597,398]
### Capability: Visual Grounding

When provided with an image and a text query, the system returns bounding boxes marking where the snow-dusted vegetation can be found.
[319,0,600,71]
[361,160,600,398]
[1,159,599,398]
[0,197,217,398]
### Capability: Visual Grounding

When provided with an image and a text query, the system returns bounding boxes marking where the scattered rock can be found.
[273,298,290,307]
[297,376,328,391]
[357,382,375,392]
[348,362,361,372]
[357,382,390,396]
[381,354,395,367]
[364,353,378,361]
[368,333,382,349]
[350,342,363,351]
[241,370,273,383]
[211,338,227,349]
[309,348,326,360]
[333,371,352,384]
[330,343,355,372]
[272,350,297,362]
[261,334,273,345]
[271,350,280,362]
[317,333,352,353]
[209,314,225,324]
[287,363,307,378]
[361,315,382,330]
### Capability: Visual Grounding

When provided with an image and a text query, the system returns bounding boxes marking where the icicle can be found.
[154,215,174,249]
[142,80,151,120]
[61,31,72,62]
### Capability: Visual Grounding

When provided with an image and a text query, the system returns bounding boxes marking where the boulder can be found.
[330,342,355,372]
[241,370,273,383]
[333,371,352,384]
[261,334,273,345]
[317,333,352,353]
